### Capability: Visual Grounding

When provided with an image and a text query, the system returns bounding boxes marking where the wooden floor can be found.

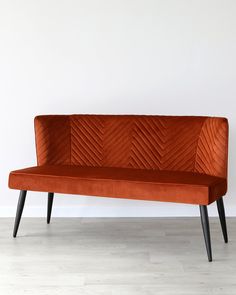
[0,218,235,295]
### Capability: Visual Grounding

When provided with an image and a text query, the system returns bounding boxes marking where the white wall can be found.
[0,0,236,217]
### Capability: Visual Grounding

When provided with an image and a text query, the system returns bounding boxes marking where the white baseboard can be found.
[0,204,236,217]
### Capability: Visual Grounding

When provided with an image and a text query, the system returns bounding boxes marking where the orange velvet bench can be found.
[9,115,229,261]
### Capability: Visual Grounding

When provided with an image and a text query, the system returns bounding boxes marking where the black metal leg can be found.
[217,197,228,243]
[199,205,212,262]
[47,192,54,224]
[13,190,27,238]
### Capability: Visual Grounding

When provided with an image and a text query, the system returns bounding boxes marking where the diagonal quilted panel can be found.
[195,118,228,178]
[103,117,134,168]
[130,117,168,169]
[70,115,104,166]
[34,115,228,179]
[130,116,206,171]
[162,117,206,172]
[34,116,71,166]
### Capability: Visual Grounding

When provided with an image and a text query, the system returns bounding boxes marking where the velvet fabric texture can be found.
[9,115,229,205]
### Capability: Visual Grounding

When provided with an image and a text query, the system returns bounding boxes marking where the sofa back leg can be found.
[216,197,228,243]
[199,205,212,262]
[13,190,27,238]
[47,192,54,224]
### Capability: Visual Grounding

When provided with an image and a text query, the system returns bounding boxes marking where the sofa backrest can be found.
[34,115,228,178]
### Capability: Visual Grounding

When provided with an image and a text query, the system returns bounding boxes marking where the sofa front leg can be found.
[216,197,228,243]
[13,190,27,238]
[47,192,54,224]
[199,205,212,262]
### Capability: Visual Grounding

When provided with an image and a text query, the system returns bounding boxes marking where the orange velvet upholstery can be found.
[9,165,227,205]
[9,115,229,205]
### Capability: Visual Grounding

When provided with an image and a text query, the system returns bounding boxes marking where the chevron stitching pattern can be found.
[35,116,70,165]
[162,117,205,172]
[130,117,205,171]
[130,117,168,169]
[195,118,228,178]
[70,116,104,166]
[103,118,133,168]
[34,115,228,178]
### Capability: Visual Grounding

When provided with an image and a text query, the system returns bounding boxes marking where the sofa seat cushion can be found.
[9,165,227,205]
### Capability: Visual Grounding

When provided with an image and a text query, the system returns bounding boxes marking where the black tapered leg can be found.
[217,197,228,243]
[13,190,27,238]
[200,205,212,262]
[47,192,54,224]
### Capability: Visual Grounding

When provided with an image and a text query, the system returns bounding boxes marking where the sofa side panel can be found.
[195,117,229,179]
[34,115,71,166]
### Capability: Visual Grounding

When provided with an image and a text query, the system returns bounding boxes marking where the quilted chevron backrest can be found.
[34,115,228,178]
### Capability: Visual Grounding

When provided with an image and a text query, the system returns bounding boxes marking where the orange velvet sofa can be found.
[9,115,229,261]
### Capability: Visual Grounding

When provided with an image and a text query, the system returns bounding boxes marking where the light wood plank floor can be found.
[0,218,235,295]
